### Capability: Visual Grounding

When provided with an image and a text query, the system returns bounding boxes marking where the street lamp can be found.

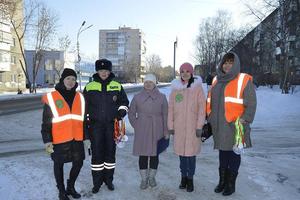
[76,21,93,91]
[173,37,178,79]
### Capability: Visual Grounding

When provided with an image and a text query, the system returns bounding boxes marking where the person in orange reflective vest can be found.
[206,52,257,196]
[41,68,89,200]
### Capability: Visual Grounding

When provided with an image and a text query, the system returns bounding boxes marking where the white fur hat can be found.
[144,73,157,85]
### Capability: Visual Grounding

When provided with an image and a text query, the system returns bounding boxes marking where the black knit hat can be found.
[95,59,112,71]
[60,68,77,81]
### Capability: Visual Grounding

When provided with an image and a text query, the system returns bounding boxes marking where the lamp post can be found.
[76,21,93,91]
[173,37,178,79]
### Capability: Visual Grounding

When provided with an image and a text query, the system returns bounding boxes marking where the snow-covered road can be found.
[0,86,300,200]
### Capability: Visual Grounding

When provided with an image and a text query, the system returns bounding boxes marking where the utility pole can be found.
[76,21,93,91]
[173,37,178,79]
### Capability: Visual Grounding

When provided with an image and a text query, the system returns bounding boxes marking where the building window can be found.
[11,55,16,64]
[12,38,16,46]
[11,74,17,82]
[0,73,3,82]
[45,59,53,70]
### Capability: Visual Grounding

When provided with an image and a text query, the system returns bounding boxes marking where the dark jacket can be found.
[41,82,86,163]
[208,52,257,150]
[83,73,129,123]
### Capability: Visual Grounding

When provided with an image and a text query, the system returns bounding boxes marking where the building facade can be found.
[232,0,300,89]
[99,26,146,82]
[0,0,25,92]
[25,50,76,87]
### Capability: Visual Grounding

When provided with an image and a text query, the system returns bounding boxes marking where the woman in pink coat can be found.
[168,62,206,192]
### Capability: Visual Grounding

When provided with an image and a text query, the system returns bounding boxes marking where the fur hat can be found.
[60,68,77,81]
[95,59,112,71]
[180,62,194,74]
[144,73,157,85]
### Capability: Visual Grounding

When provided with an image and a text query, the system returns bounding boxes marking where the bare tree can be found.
[242,0,300,93]
[54,35,71,79]
[1,0,58,93]
[123,58,140,83]
[145,54,162,79]
[195,10,248,75]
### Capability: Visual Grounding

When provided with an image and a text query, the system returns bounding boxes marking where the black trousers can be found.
[219,150,241,173]
[54,160,83,191]
[90,121,116,187]
[139,156,159,170]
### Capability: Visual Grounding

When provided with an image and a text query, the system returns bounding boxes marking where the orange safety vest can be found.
[206,73,253,122]
[42,91,85,144]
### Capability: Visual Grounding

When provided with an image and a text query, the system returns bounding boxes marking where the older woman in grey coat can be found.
[128,74,168,190]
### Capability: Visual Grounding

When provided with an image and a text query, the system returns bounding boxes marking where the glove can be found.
[168,130,174,135]
[45,142,54,154]
[84,139,91,149]
[201,123,213,142]
[117,109,127,120]
[196,129,202,138]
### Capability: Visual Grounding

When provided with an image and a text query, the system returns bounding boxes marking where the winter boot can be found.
[179,176,187,189]
[57,185,70,200]
[214,168,227,193]
[105,180,115,191]
[66,179,81,199]
[222,171,238,196]
[186,178,194,192]
[92,185,100,194]
[59,191,70,200]
[139,169,149,189]
[148,169,157,187]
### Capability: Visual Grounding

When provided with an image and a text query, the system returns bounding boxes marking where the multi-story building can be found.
[25,50,76,87]
[25,50,94,88]
[99,26,146,82]
[0,0,25,92]
[232,0,300,88]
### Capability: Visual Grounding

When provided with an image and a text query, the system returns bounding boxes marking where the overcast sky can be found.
[44,0,260,70]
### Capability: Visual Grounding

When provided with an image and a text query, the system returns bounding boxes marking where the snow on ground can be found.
[0,85,300,200]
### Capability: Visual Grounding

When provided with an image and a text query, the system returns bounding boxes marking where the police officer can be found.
[84,59,129,193]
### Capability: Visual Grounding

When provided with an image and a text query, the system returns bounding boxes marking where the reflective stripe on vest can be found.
[206,73,252,122]
[85,81,121,92]
[47,92,85,123]
[43,91,85,144]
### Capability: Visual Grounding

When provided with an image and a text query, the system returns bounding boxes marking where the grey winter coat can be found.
[128,87,168,156]
[208,52,257,150]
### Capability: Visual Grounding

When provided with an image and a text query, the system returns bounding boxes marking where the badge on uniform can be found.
[55,99,64,108]
[113,95,117,102]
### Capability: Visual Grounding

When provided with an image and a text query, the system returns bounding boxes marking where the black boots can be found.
[179,176,193,192]
[179,176,187,189]
[222,171,238,196]
[57,185,70,200]
[66,179,81,199]
[214,168,227,193]
[186,178,194,192]
[59,191,70,200]
[92,186,100,194]
[106,181,115,191]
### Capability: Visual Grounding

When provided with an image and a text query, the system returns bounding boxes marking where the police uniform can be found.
[83,59,129,192]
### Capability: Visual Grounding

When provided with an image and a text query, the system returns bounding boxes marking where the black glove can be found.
[117,109,127,120]
[196,129,202,138]
[201,123,212,142]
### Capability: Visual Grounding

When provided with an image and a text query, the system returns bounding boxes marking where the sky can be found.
[43,0,255,70]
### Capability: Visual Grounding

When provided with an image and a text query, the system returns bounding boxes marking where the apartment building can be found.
[0,0,25,92]
[231,0,300,89]
[99,26,146,82]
